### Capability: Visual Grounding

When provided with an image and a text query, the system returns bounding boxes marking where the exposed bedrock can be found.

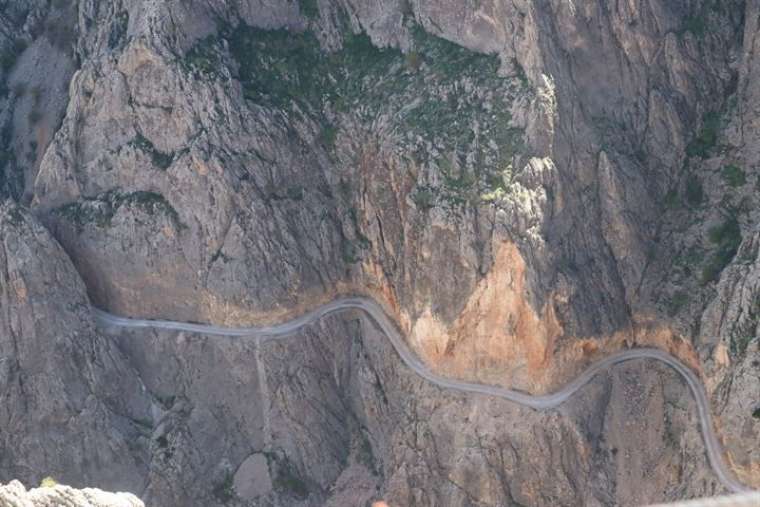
[0,0,758,504]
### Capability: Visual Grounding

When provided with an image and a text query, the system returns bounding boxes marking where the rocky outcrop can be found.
[0,0,757,505]
[19,0,751,393]
[107,304,720,506]
[0,201,149,493]
[0,201,726,506]
[0,480,143,507]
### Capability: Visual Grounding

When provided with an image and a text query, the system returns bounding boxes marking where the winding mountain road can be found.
[92,296,753,494]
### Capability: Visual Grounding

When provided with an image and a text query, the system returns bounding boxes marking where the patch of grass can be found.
[0,151,22,200]
[753,407,760,419]
[123,190,182,225]
[45,18,77,51]
[273,459,309,499]
[730,299,758,357]
[30,85,42,104]
[685,174,704,206]
[53,189,184,231]
[228,27,327,108]
[667,291,688,316]
[673,245,704,277]
[682,15,706,37]
[107,11,129,49]
[511,58,530,89]
[721,164,746,187]
[286,185,304,200]
[664,189,680,209]
[411,187,436,211]
[356,430,375,471]
[267,184,305,201]
[212,472,235,503]
[12,82,27,97]
[732,333,756,358]
[320,123,337,149]
[0,149,13,168]
[220,22,526,209]
[0,39,27,73]
[39,476,58,488]
[441,165,478,205]
[405,51,421,72]
[701,216,742,284]
[28,109,42,125]
[342,238,361,264]
[298,0,319,19]
[686,112,720,159]
[3,204,25,226]
[183,35,222,76]
[129,133,174,170]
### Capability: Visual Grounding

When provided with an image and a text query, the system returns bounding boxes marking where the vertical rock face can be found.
[105,309,719,506]
[0,202,150,491]
[0,0,757,505]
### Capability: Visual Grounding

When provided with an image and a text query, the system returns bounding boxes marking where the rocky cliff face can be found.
[0,0,758,505]
[0,202,150,491]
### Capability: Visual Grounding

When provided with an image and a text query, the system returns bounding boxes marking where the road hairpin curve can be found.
[92,296,753,494]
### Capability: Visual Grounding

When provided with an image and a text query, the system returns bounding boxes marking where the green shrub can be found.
[342,240,360,264]
[107,11,129,49]
[412,187,435,210]
[701,216,742,284]
[320,124,337,148]
[274,461,308,499]
[221,22,525,210]
[129,133,173,170]
[12,82,27,97]
[686,112,720,158]
[685,174,704,206]
[683,15,706,37]
[667,291,688,316]
[267,184,305,201]
[212,472,235,503]
[30,85,42,104]
[405,51,421,72]
[707,217,740,245]
[0,39,27,73]
[54,190,183,231]
[356,431,375,470]
[663,189,680,209]
[721,164,746,187]
[285,186,304,200]
[730,300,759,356]
[183,35,221,76]
[45,20,76,51]
[298,0,319,19]
[28,109,42,125]
[753,407,760,419]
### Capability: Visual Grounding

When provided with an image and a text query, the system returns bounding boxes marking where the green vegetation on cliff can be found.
[54,190,184,231]
[184,22,528,210]
[701,215,742,284]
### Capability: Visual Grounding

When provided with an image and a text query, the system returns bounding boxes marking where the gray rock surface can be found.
[0,202,150,493]
[0,480,144,507]
[0,0,758,505]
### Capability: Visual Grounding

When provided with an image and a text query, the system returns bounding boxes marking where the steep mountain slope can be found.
[0,0,758,505]
[0,202,149,491]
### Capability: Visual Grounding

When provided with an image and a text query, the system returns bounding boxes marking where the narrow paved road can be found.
[92,296,753,494]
